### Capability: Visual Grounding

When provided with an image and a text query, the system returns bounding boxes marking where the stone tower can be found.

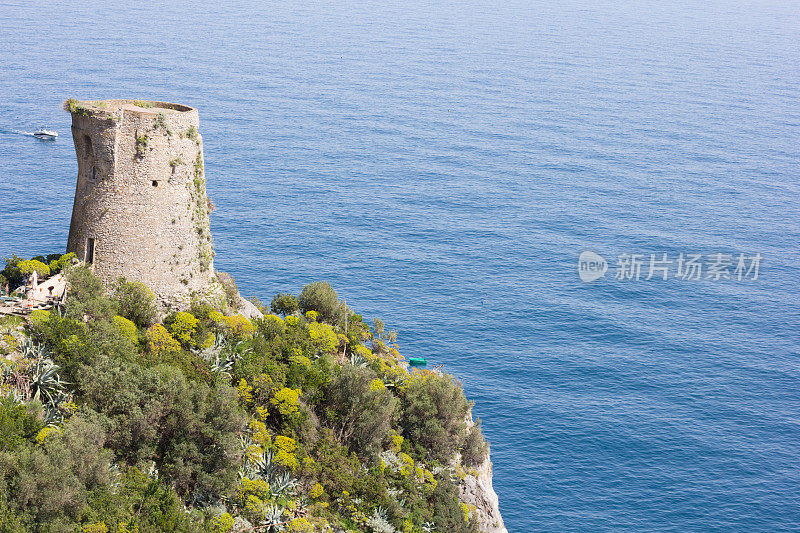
[65,99,216,305]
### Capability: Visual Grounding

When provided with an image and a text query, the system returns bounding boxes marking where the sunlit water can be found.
[1,1,799,530]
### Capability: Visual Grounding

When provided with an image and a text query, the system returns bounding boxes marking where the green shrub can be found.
[112,316,138,345]
[1,254,26,288]
[47,252,75,276]
[321,364,397,456]
[216,271,239,310]
[461,418,488,467]
[65,266,117,321]
[270,292,299,316]
[0,397,42,452]
[111,277,157,328]
[0,413,115,529]
[401,372,471,463]
[298,282,346,326]
[430,474,478,533]
[76,359,245,499]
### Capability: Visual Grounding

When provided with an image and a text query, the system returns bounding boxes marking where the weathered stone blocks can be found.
[66,99,216,304]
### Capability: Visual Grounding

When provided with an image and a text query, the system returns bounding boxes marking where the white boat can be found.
[33,129,58,140]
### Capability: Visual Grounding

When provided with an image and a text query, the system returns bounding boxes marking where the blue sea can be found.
[1,1,799,530]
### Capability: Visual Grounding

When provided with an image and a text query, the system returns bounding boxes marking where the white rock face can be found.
[237,295,264,320]
[460,452,508,533]
[459,412,507,533]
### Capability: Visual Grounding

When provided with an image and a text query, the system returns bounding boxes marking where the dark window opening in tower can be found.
[84,135,95,182]
[84,134,93,158]
[85,238,95,264]
[152,180,159,187]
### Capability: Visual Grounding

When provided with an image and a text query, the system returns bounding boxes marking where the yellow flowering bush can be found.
[211,313,255,338]
[237,476,271,502]
[258,314,285,337]
[0,333,18,355]
[30,310,51,328]
[270,387,301,417]
[146,324,180,357]
[264,313,284,326]
[82,523,107,533]
[286,517,315,533]
[284,315,300,327]
[112,315,137,344]
[59,400,78,414]
[460,503,476,523]
[244,494,263,517]
[244,444,263,463]
[273,435,299,470]
[18,259,50,278]
[35,426,61,444]
[209,512,234,533]
[355,344,373,359]
[166,311,198,345]
[307,322,337,354]
[391,435,403,453]
[290,354,312,369]
[304,310,319,322]
[398,452,414,477]
[237,378,254,405]
[309,482,324,499]
[250,419,271,447]
[369,378,386,392]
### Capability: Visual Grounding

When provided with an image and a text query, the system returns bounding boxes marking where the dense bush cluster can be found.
[0,261,488,532]
[1,253,75,292]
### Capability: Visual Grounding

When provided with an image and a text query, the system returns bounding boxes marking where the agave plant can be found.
[197,335,248,378]
[421,522,436,533]
[270,471,298,498]
[211,354,235,377]
[262,504,284,532]
[29,355,68,406]
[19,337,48,361]
[242,449,277,480]
[349,352,369,368]
[194,334,227,363]
[366,507,396,533]
[40,389,71,425]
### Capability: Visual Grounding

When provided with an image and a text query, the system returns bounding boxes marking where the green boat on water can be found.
[408,357,427,366]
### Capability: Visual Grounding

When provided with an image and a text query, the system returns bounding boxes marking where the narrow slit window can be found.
[84,135,96,183]
[152,180,159,187]
[85,238,95,264]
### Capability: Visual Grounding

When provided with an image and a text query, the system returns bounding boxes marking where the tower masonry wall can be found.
[66,99,217,306]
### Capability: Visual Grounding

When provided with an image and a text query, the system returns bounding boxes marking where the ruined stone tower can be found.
[65,99,216,305]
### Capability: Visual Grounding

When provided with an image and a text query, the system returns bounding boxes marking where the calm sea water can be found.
[1,1,799,530]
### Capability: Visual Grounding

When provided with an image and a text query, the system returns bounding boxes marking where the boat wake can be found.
[1,128,58,139]
[1,128,35,136]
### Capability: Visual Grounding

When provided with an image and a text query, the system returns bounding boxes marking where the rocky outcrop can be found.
[457,411,506,533]
[460,451,507,533]
[237,295,263,320]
